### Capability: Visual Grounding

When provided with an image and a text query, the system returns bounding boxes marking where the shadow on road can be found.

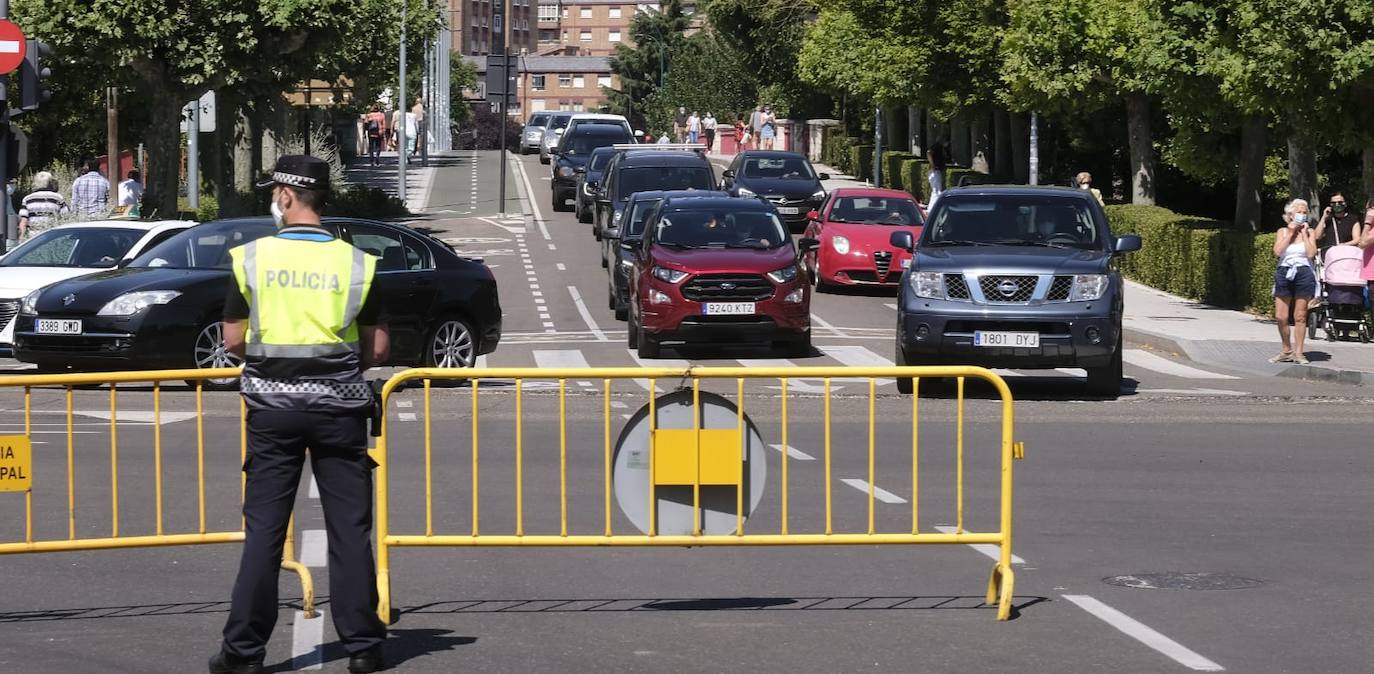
[267,628,477,673]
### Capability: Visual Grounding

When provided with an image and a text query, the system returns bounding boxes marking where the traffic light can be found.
[19,39,51,112]
[6,126,27,177]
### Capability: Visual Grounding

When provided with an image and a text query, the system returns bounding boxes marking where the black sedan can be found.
[575,146,617,225]
[720,151,830,231]
[13,217,502,387]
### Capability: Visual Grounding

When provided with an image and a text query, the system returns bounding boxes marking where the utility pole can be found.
[1029,112,1039,186]
[496,0,510,217]
[1,0,11,251]
[397,0,408,201]
[873,107,883,187]
[188,97,200,210]
[106,87,118,207]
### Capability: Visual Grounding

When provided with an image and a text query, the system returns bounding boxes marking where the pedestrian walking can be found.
[734,114,748,152]
[703,112,717,151]
[687,111,701,145]
[749,106,763,150]
[1313,191,1360,251]
[759,106,776,150]
[674,106,687,143]
[364,105,387,167]
[1075,171,1104,206]
[18,171,68,240]
[927,142,948,204]
[117,170,144,215]
[209,155,388,674]
[1270,198,1317,365]
[410,97,426,156]
[71,158,109,218]
[389,107,403,153]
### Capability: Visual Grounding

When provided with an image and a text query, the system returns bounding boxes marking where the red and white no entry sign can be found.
[0,21,27,76]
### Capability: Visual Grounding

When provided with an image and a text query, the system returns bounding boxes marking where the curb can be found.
[1125,326,1373,387]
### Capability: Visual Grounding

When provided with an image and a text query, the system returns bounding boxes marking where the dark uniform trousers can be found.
[222,410,387,660]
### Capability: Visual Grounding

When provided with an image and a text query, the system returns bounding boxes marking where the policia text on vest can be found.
[262,268,344,292]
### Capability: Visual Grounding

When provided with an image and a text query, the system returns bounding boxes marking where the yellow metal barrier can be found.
[0,368,315,618]
[374,366,1024,622]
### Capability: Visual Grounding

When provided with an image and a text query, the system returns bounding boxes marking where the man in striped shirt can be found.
[18,171,69,240]
[70,158,109,218]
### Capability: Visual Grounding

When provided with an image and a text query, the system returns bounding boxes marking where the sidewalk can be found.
[1124,281,1374,385]
[342,150,444,213]
[704,151,871,191]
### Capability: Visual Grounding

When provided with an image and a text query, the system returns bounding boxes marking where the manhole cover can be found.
[1104,572,1263,591]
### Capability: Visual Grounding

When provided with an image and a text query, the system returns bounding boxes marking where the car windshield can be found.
[625,198,662,237]
[588,151,613,172]
[0,227,143,268]
[828,196,923,226]
[742,156,815,181]
[566,130,628,156]
[131,221,279,269]
[529,114,549,127]
[548,115,571,130]
[923,195,1102,249]
[617,166,713,200]
[654,208,789,250]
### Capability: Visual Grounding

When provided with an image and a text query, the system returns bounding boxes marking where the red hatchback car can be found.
[802,187,925,291]
[628,194,818,358]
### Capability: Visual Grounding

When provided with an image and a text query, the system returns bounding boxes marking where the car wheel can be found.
[813,258,832,293]
[1085,339,1123,398]
[637,327,661,359]
[608,283,617,310]
[627,311,640,348]
[779,331,811,358]
[578,203,593,224]
[895,344,914,395]
[551,191,569,212]
[540,155,550,165]
[189,321,243,391]
[425,317,478,368]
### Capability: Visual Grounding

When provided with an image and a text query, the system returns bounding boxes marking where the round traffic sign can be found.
[612,390,768,536]
[0,21,26,76]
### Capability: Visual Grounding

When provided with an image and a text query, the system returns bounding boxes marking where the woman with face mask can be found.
[1271,198,1318,364]
[1075,171,1104,206]
[1312,191,1360,250]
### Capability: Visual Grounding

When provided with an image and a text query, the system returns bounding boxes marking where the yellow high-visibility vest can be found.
[229,229,377,411]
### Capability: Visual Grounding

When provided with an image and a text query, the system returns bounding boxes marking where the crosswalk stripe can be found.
[1123,349,1237,380]
[769,443,815,461]
[818,345,894,367]
[533,349,592,370]
[626,350,690,391]
[839,478,907,504]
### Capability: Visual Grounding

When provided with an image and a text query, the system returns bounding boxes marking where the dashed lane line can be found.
[769,443,815,461]
[512,153,552,240]
[568,285,608,341]
[299,529,328,567]
[839,478,907,504]
[1061,595,1225,671]
[933,525,1027,564]
[290,609,325,670]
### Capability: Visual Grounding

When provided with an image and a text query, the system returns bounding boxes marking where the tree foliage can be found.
[606,1,692,127]
[643,31,758,136]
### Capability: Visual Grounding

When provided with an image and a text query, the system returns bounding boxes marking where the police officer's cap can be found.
[256,155,330,191]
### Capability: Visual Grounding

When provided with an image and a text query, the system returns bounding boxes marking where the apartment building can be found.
[448,0,538,56]
[466,55,619,117]
[537,1,665,55]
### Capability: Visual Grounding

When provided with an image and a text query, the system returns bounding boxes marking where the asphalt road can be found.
[1,149,1371,672]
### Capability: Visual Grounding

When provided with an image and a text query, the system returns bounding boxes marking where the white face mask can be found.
[1079,183,1090,190]
[1293,212,1308,224]
[270,198,285,226]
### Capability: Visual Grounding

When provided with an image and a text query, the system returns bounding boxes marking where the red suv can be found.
[628,194,819,358]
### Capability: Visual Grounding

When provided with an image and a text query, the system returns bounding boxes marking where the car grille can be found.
[1046,275,1074,301]
[681,274,774,302]
[873,251,892,278]
[945,274,971,300]
[0,300,17,332]
[764,196,807,207]
[978,275,1038,303]
[946,320,1072,336]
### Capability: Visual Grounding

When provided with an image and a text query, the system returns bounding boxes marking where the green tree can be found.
[607,1,691,128]
[705,0,825,118]
[644,31,758,136]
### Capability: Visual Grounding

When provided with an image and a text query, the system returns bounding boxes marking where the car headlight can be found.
[649,289,672,305]
[20,290,40,315]
[619,256,635,268]
[582,182,596,195]
[557,166,575,178]
[737,187,755,198]
[911,271,945,299]
[96,290,182,317]
[831,235,850,255]
[783,288,806,304]
[766,265,799,284]
[653,267,688,284]
[1071,274,1108,301]
[613,210,623,224]
[811,189,826,202]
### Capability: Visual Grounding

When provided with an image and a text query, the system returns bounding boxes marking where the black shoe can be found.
[208,651,263,674]
[348,645,385,673]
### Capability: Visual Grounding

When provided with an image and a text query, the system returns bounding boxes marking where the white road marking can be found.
[808,312,846,337]
[621,413,633,420]
[992,368,1027,378]
[290,609,325,670]
[1061,595,1225,671]
[736,359,831,393]
[1137,388,1248,396]
[300,529,328,567]
[934,525,1027,564]
[532,291,543,297]
[308,476,319,499]
[610,401,629,409]
[513,154,552,240]
[395,400,413,408]
[627,350,691,391]
[840,478,907,504]
[769,443,815,461]
[556,263,566,271]
[398,412,417,422]
[568,285,608,341]
[818,345,893,367]
[1123,349,1238,380]
[884,303,898,311]
[1054,368,1087,377]
[68,410,199,424]
[549,243,557,250]
[476,355,489,369]
[533,349,592,370]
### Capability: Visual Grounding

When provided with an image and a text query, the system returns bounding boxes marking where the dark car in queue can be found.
[889,186,1141,397]
[574,146,618,224]
[593,149,716,242]
[720,150,830,231]
[628,194,818,358]
[551,124,634,214]
[13,217,503,388]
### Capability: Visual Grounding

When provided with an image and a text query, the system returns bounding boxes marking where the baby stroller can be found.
[1311,245,1371,342]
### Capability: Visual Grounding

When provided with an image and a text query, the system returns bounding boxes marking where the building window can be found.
[579,29,592,42]
[598,75,612,88]
[559,74,573,88]
[538,4,558,20]
[562,8,568,18]
[531,75,546,91]
[580,7,592,18]
[573,75,585,88]
[559,101,572,111]
[610,7,623,19]
[573,103,585,112]
[561,30,568,43]
[531,99,546,112]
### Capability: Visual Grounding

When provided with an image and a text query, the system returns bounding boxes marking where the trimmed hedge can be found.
[821,131,855,173]
[850,144,875,182]
[900,159,927,201]
[1104,204,1277,315]
[881,151,915,189]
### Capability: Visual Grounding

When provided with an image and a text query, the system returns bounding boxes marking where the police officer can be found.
[210,155,388,674]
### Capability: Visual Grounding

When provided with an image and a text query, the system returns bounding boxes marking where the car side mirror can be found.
[797,237,821,253]
[585,180,598,191]
[575,166,587,175]
[634,129,644,138]
[817,172,831,181]
[722,169,735,179]
[806,209,820,221]
[621,241,635,252]
[889,231,915,252]
[1114,234,1142,254]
